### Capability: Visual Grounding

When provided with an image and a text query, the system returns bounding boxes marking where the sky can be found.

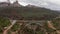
[0,0,60,10]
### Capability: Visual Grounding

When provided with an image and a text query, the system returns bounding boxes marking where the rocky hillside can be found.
[0,5,60,34]
[0,6,60,20]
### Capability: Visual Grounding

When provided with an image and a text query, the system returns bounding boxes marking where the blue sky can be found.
[0,0,60,10]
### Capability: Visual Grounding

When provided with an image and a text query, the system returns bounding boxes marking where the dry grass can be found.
[47,21,60,34]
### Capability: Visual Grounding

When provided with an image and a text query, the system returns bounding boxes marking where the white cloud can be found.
[40,2,48,6]
[19,0,60,10]
[0,0,60,10]
[18,2,28,6]
[0,0,7,2]
[46,0,60,5]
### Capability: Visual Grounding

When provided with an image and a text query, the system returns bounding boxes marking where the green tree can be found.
[0,17,11,33]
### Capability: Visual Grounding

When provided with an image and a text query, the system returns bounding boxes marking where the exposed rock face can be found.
[12,0,21,7]
[26,4,39,8]
[0,2,10,7]
[0,0,22,7]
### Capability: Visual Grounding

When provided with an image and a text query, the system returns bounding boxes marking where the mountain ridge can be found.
[0,6,60,20]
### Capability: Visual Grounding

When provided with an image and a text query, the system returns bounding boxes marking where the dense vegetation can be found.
[0,17,60,34]
[0,6,60,20]
[0,6,60,34]
[0,17,11,34]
